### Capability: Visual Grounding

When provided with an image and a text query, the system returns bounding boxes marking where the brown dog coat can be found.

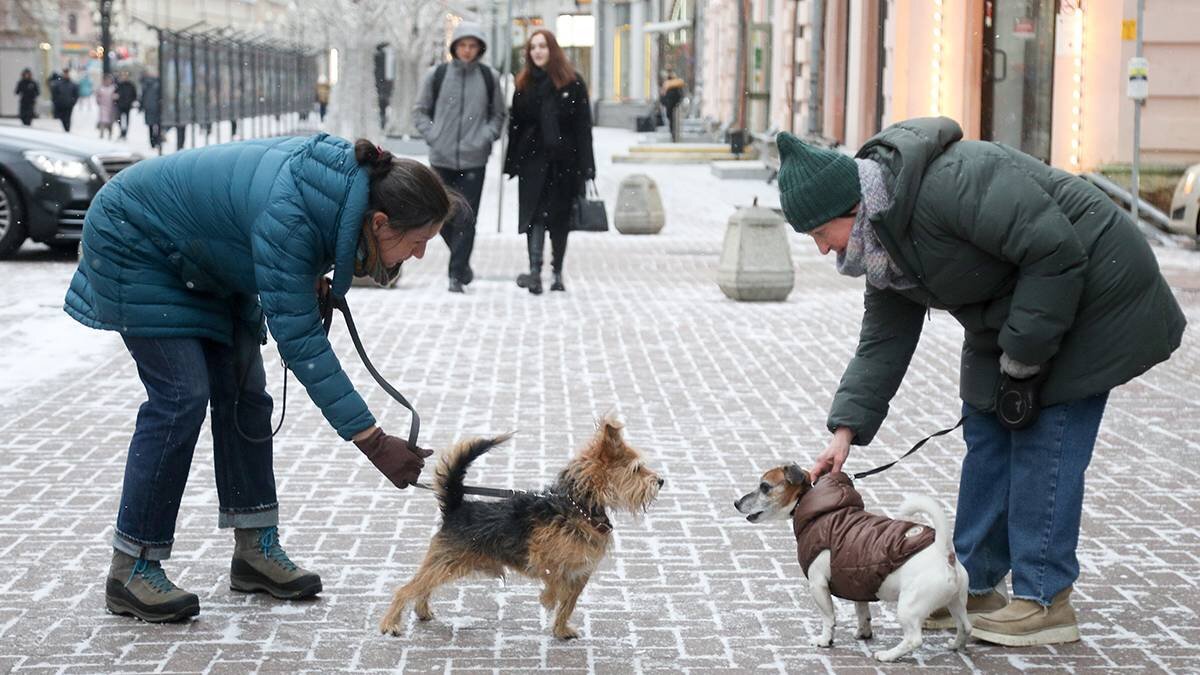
[792,472,936,601]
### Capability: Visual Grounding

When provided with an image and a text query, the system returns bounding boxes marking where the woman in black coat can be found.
[14,68,39,126]
[503,29,595,294]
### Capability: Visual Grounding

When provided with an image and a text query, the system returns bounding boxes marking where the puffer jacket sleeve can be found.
[926,152,1088,366]
[827,285,925,445]
[252,211,376,440]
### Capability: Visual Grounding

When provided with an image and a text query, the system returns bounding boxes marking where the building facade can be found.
[699,0,1200,171]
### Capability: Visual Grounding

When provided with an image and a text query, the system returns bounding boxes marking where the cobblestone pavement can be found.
[1,129,1198,673]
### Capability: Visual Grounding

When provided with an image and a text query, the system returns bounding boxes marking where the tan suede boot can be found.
[970,586,1080,646]
[924,588,1009,629]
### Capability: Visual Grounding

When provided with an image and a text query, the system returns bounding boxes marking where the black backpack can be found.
[430,63,496,121]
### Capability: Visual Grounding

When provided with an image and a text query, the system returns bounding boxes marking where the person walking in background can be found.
[659,70,687,143]
[14,68,39,126]
[49,68,79,132]
[315,76,330,123]
[140,73,162,148]
[413,22,506,294]
[115,71,138,140]
[503,29,594,295]
[77,70,93,110]
[95,73,118,140]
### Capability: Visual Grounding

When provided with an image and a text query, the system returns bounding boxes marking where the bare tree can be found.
[296,0,393,140]
[381,1,451,137]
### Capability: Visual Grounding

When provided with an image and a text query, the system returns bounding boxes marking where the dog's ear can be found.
[784,464,810,486]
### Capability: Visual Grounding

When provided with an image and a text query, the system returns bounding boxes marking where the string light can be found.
[931,0,944,115]
[1068,2,1085,169]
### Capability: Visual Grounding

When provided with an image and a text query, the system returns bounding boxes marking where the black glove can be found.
[353,428,433,489]
[995,368,1050,431]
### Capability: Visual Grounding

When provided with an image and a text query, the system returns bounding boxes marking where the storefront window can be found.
[981,0,1056,162]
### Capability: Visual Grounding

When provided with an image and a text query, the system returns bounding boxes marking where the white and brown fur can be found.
[734,464,970,662]
[379,418,663,640]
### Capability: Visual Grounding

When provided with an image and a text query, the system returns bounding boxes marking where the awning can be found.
[642,20,691,34]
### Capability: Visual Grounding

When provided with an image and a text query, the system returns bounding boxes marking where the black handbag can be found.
[569,181,608,232]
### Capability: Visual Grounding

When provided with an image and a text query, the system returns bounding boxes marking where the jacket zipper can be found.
[456,70,465,170]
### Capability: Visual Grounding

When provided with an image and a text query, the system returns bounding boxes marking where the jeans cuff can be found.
[1012,592,1052,607]
[113,530,173,561]
[218,504,279,529]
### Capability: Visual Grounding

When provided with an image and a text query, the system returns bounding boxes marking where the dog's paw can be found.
[554,625,581,640]
[379,619,404,637]
[873,649,903,662]
[949,635,969,651]
[855,626,873,640]
[810,634,833,648]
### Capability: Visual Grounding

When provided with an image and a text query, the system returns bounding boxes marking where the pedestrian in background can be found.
[64,135,451,623]
[315,76,330,123]
[503,29,594,295]
[115,71,138,140]
[783,117,1185,647]
[49,68,79,132]
[659,70,686,143]
[95,73,117,140]
[140,73,162,148]
[413,22,505,294]
[77,70,93,110]
[14,68,39,126]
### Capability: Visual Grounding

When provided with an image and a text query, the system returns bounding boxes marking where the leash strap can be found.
[851,409,985,480]
[323,288,515,498]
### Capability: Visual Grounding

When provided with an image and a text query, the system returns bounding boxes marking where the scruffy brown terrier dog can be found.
[379,418,662,640]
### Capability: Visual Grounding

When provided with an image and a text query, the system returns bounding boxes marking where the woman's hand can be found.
[352,427,434,489]
[808,427,855,482]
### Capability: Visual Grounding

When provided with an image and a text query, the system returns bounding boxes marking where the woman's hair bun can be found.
[354,138,395,179]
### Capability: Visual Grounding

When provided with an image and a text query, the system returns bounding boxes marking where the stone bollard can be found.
[614,174,665,234]
[716,202,795,301]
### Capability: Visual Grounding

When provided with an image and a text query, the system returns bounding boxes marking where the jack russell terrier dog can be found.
[735,465,970,662]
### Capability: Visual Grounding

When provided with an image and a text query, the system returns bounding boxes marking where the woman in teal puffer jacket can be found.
[777,118,1185,647]
[64,135,451,623]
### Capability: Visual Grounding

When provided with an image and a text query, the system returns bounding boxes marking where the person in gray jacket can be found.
[413,22,506,293]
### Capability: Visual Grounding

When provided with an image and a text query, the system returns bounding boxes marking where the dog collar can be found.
[562,492,612,534]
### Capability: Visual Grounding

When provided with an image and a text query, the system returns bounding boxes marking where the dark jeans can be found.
[434,165,485,283]
[148,123,161,148]
[114,327,278,561]
[118,109,132,138]
[55,106,72,132]
[19,106,34,126]
[955,392,1109,605]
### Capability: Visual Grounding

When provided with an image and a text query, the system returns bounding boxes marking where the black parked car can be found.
[0,125,142,258]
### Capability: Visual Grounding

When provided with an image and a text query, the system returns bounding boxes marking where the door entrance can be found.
[981,0,1057,162]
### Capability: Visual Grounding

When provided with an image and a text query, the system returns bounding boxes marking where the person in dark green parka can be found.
[64,135,452,622]
[778,118,1185,646]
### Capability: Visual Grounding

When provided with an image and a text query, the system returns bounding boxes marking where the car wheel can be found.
[0,173,28,259]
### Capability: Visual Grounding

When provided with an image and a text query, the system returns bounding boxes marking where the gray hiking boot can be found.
[105,550,200,623]
[230,526,322,599]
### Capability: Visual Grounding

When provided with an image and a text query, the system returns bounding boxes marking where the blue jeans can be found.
[114,326,278,560]
[434,165,485,283]
[954,393,1108,605]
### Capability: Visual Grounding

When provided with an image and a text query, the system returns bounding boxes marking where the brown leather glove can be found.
[352,428,434,489]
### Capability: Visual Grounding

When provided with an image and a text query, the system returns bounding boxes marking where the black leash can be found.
[851,408,987,480]
[320,290,517,498]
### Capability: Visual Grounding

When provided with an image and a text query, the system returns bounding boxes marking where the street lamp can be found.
[99,0,113,76]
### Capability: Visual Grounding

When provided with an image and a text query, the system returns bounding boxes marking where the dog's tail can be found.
[434,432,515,514]
[898,494,953,561]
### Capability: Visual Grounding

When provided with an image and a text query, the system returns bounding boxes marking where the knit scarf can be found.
[353,219,401,287]
[836,159,916,291]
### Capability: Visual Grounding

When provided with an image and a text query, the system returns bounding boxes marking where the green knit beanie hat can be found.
[776,132,861,233]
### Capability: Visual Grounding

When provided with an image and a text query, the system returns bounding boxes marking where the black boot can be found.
[550,271,565,292]
[519,225,545,295]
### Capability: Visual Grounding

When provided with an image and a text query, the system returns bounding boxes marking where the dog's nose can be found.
[657,478,665,488]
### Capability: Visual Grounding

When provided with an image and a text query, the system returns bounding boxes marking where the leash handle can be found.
[851,409,985,480]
